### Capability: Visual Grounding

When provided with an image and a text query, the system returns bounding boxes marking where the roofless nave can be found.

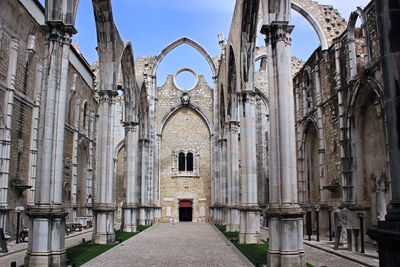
[0,0,399,266]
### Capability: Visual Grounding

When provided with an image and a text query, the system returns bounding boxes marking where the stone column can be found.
[228,121,240,232]
[219,138,228,225]
[122,122,139,232]
[71,98,81,220]
[0,38,18,236]
[86,111,95,215]
[211,78,219,221]
[139,139,149,225]
[92,91,116,244]
[262,22,305,266]
[239,91,260,244]
[25,24,74,266]
[367,2,400,266]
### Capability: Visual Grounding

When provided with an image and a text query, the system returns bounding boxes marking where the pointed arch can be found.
[139,82,150,139]
[151,37,217,77]
[120,41,139,122]
[290,2,329,50]
[159,103,213,137]
[227,45,237,119]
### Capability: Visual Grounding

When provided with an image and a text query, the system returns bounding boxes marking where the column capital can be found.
[98,90,118,104]
[240,90,257,105]
[139,138,150,147]
[123,122,139,132]
[228,121,240,132]
[261,21,294,45]
[218,138,227,147]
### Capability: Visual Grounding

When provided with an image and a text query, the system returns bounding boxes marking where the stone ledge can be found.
[92,204,116,212]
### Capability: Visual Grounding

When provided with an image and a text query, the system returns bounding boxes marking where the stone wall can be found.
[156,74,213,222]
[0,0,96,238]
[293,0,387,231]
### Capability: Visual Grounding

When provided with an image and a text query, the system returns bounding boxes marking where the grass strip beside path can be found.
[67,225,149,266]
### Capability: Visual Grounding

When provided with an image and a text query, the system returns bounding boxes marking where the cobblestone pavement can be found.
[0,230,92,267]
[83,223,252,267]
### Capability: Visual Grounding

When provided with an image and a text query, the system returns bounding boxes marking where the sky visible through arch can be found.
[38,0,370,88]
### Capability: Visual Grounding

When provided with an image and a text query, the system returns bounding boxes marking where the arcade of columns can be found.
[24,0,400,266]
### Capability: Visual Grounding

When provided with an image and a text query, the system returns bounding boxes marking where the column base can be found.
[239,206,260,244]
[122,205,137,232]
[25,205,68,267]
[268,253,305,267]
[267,205,305,266]
[226,208,232,232]
[92,205,116,244]
[0,207,11,238]
[138,207,146,226]
[230,208,240,232]
[367,202,400,266]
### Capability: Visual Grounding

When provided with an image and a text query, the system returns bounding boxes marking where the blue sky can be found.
[39,0,370,88]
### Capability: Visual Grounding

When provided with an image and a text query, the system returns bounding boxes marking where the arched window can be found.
[179,152,185,171]
[187,152,193,171]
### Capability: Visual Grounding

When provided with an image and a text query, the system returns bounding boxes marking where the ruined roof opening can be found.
[156,43,213,88]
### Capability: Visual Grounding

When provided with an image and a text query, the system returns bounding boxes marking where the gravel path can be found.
[83,223,252,267]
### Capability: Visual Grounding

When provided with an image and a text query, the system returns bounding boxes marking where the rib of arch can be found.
[159,102,213,136]
[291,2,329,50]
[151,37,217,78]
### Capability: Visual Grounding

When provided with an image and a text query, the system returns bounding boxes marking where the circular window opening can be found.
[173,68,198,91]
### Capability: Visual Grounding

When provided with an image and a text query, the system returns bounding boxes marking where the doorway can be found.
[179,201,193,222]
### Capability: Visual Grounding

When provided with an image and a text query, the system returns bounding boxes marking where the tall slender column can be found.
[228,121,240,232]
[367,2,400,266]
[0,37,18,237]
[86,111,95,215]
[139,139,149,225]
[25,23,75,266]
[262,22,304,266]
[239,91,260,244]
[211,78,219,221]
[122,122,139,232]
[92,91,116,244]
[219,139,228,225]
[71,98,81,219]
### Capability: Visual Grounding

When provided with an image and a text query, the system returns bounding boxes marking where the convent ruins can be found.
[0,0,399,266]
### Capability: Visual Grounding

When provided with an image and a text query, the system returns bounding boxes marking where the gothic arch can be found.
[227,45,238,119]
[159,103,213,137]
[348,77,385,118]
[347,8,371,77]
[255,87,270,112]
[120,42,138,122]
[219,84,226,138]
[139,83,150,139]
[291,2,329,50]
[113,140,125,162]
[151,37,217,78]
[257,1,329,50]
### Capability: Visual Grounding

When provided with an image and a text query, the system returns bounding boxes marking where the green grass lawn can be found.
[67,225,149,266]
[216,225,314,267]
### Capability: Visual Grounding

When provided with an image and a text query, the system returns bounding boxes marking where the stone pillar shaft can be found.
[122,123,139,232]
[93,91,116,244]
[228,121,240,231]
[262,21,304,266]
[26,27,73,266]
[239,91,260,244]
